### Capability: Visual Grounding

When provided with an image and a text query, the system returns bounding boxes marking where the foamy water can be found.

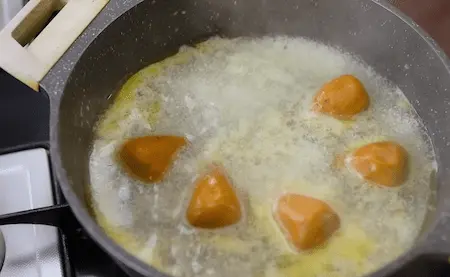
[88,36,435,277]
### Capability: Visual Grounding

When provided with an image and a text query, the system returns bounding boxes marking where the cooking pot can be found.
[0,0,450,276]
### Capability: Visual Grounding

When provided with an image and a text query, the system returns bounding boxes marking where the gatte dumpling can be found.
[313,75,369,119]
[118,135,187,183]
[186,166,242,229]
[348,141,408,187]
[274,193,340,251]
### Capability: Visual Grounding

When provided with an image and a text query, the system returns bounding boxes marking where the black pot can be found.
[1,0,450,276]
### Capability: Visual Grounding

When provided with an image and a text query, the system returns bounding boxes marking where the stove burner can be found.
[0,148,63,277]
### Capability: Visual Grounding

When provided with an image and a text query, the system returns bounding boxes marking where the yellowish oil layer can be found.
[266,224,377,277]
[96,43,209,139]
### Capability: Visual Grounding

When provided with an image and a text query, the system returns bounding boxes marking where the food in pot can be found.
[274,194,340,250]
[186,165,242,229]
[89,36,435,277]
[313,74,370,119]
[118,135,187,183]
[347,141,408,187]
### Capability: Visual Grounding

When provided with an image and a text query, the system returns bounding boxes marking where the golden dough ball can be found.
[349,141,408,187]
[118,135,186,183]
[186,166,242,229]
[274,194,340,251]
[313,75,369,119]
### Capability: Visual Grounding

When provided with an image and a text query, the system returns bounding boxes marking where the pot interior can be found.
[57,0,450,271]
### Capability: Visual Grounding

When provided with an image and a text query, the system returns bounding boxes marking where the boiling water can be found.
[88,37,435,277]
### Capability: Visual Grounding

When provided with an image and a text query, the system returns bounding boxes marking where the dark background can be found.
[392,0,450,54]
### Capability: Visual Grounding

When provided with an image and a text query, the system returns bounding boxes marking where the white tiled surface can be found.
[0,148,62,277]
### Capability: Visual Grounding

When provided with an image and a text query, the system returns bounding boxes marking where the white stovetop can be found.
[0,148,62,277]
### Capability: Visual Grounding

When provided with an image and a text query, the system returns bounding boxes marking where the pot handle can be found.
[0,0,109,91]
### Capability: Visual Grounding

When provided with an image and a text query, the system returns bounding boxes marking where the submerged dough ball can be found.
[186,166,242,229]
[348,141,408,187]
[313,75,369,119]
[118,135,187,183]
[274,194,340,251]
